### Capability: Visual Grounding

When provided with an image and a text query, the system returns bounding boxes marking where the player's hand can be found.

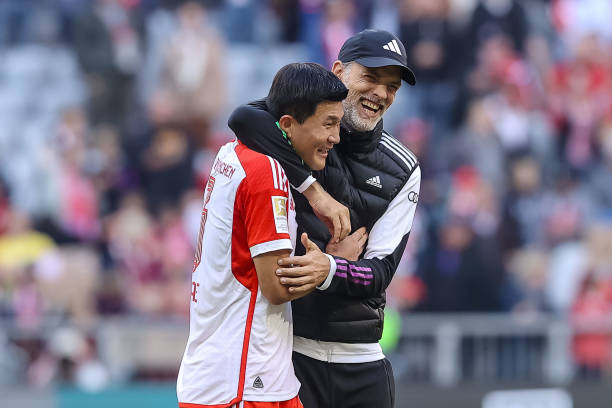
[276,233,330,296]
[325,227,368,261]
[307,187,350,244]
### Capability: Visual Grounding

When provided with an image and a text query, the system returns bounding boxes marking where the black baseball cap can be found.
[338,29,416,86]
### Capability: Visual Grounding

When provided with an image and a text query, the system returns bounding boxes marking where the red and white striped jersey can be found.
[177,140,299,407]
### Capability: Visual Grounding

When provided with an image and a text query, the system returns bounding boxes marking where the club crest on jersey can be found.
[271,196,288,233]
[253,376,264,389]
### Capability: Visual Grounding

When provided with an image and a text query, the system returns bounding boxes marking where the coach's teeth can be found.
[362,100,379,111]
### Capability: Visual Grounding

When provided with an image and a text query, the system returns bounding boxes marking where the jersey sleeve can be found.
[236,153,293,258]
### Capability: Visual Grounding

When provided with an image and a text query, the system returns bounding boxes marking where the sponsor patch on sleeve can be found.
[271,196,288,234]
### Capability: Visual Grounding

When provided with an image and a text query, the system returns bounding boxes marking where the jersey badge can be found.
[271,196,288,233]
[253,376,264,389]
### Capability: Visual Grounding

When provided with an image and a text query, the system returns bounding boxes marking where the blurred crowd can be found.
[1,0,612,386]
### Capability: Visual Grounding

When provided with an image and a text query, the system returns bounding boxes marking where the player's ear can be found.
[278,115,294,139]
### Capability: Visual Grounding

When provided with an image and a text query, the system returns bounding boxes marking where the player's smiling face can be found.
[285,101,344,171]
[334,62,402,132]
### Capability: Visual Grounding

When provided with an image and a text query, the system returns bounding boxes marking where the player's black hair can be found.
[266,63,348,124]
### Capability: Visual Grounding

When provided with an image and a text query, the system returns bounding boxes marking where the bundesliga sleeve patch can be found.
[271,196,288,234]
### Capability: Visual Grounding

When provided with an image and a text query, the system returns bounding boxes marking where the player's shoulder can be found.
[235,141,280,176]
[235,142,288,192]
[378,130,419,174]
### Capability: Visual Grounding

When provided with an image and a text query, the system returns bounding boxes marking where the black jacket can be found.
[228,100,421,343]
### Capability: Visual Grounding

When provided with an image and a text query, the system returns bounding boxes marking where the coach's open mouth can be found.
[361,99,381,113]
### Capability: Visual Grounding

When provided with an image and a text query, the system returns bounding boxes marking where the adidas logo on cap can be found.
[383,40,402,56]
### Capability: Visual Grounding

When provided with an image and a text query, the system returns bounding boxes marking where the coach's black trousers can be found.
[292,352,395,408]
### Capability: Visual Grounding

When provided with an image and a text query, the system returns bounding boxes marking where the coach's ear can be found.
[331,60,344,78]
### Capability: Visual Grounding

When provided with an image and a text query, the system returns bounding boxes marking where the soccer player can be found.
[177,63,348,408]
[229,30,420,408]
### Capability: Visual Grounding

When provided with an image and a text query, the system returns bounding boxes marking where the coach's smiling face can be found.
[332,62,402,132]
[278,101,344,171]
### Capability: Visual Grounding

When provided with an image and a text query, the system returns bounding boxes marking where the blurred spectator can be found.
[481,69,552,159]
[140,125,194,212]
[504,248,549,312]
[103,191,190,316]
[571,273,611,379]
[298,0,325,62]
[541,172,597,314]
[467,0,528,59]
[149,1,226,147]
[524,34,553,89]
[499,156,548,250]
[468,33,525,96]
[73,338,111,392]
[88,125,126,217]
[54,108,101,241]
[399,0,458,127]
[418,166,504,311]
[34,246,101,323]
[27,344,58,388]
[588,222,612,262]
[387,212,427,310]
[0,209,55,328]
[0,209,55,272]
[590,119,612,214]
[153,205,192,317]
[0,6,85,218]
[265,0,300,43]
[443,99,506,193]
[321,0,355,67]
[446,166,500,239]
[0,179,9,236]
[396,118,432,176]
[12,266,44,330]
[351,0,374,31]
[29,327,111,390]
[0,0,31,46]
[543,171,595,247]
[72,0,141,126]
[545,234,589,315]
[105,192,159,288]
[417,214,504,312]
[223,0,258,43]
[547,34,612,173]
[552,0,612,48]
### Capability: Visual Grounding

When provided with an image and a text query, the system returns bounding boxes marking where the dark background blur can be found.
[0,0,611,407]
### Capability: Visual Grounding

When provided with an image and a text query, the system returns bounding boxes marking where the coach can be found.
[229,30,421,408]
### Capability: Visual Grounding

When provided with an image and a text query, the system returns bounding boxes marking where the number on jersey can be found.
[193,175,216,272]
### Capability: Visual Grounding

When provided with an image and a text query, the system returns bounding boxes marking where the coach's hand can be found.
[326,227,368,261]
[303,182,351,243]
[276,233,330,296]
